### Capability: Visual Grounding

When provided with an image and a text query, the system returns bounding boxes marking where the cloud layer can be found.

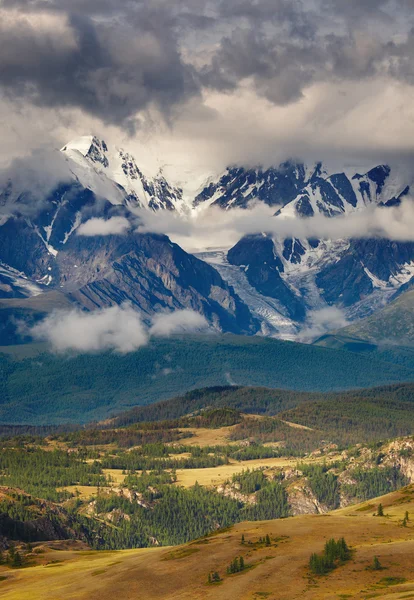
[73,198,414,252]
[132,198,414,252]
[30,304,208,353]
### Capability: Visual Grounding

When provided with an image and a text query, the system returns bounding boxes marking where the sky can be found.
[1,0,414,178]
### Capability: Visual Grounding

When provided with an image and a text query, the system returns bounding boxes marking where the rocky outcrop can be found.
[216,482,257,505]
[0,487,89,544]
[382,438,414,482]
[286,480,329,516]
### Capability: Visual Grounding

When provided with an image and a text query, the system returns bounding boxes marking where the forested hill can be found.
[1,335,414,425]
[106,382,414,434]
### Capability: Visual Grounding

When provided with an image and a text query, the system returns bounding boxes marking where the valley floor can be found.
[2,486,414,600]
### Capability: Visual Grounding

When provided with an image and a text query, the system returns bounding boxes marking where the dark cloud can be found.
[201,25,323,104]
[1,0,414,129]
[0,1,199,128]
[321,0,393,23]
[200,1,414,105]
[217,0,318,40]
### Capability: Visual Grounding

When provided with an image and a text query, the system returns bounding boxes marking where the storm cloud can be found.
[1,1,414,179]
[0,2,199,128]
[2,0,414,128]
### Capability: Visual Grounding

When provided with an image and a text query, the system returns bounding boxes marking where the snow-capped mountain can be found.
[195,161,414,337]
[0,137,258,339]
[194,161,408,214]
[61,136,185,212]
[1,135,414,343]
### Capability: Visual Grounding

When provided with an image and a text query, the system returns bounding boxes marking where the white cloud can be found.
[31,304,148,353]
[134,197,414,252]
[150,310,208,336]
[77,216,131,236]
[30,304,209,353]
[0,149,75,216]
[297,307,349,342]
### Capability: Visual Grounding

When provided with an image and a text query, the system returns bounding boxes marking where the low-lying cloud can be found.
[0,150,75,217]
[31,304,209,353]
[133,198,414,252]
[150,310,208,337]
[297,307,349,343]
[77,216,131,236]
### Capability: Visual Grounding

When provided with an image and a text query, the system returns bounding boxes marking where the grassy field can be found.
[1,485,414,600]
[180,425,241,447]
[174,457,301,488]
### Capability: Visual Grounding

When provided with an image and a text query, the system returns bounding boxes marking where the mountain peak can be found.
[62,136,109,168]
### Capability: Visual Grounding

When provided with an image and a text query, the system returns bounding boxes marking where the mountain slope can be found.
[316,287,414,347]
[2,335,414,424]
[3,486,414,600]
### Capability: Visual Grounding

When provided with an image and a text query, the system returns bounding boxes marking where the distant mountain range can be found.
[1,135,414,344]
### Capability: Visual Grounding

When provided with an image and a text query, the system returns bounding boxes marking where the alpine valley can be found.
[1,135,414,344]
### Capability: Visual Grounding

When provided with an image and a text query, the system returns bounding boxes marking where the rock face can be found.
[383,439,414,482]
[59,231,257,332]
[0,215,257,335]
[194,163,309,210]
[194,162,402,214]
[0,487,90,544]
[227,235,306,321]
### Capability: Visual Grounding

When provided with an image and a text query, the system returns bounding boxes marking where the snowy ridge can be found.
[62,136,184,212]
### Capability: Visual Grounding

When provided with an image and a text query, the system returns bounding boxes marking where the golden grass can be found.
[174,456,300,487]
[2,486,414,600]
[175,454,342,488]
[57,485,104,500]
[181,425,239,447]
[182,414,270,447]
[103,469,127,486]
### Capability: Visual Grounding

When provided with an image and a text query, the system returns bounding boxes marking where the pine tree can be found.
[239,556,245,571]
[11,551,23,568]
[377,504,384,517]
[265,534,271,546]
[405,511,409,522]
[241,534,245,544]
[7,544,15,564]
[373,556,382,571]
[338,538,350,561]
[309,538,351,576]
